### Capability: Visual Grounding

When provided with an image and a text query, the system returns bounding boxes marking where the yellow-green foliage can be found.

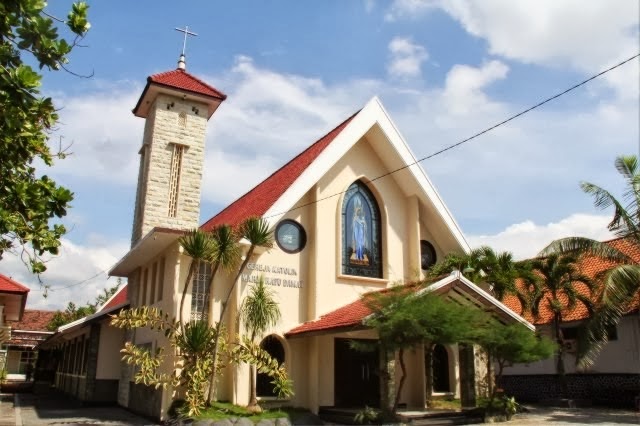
[111,308,293,417]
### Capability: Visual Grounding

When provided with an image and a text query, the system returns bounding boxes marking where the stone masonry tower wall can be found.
[131,94,209,245]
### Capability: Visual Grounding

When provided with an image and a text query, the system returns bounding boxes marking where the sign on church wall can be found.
[241,263,303,288]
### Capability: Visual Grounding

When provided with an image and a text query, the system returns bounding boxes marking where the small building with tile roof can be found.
[36,284,129,402]
[101,58,533,421]
[2,310,55,376]
[499,237,640,406]
[0,273,31,375]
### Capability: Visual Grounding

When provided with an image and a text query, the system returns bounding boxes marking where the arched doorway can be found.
[257,335,285,397]
[431,344,450,393]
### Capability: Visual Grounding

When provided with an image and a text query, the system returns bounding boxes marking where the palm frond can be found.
[210,224,242,271]
[179,229,216,262]
[581,181,639,238]
[577,264,640,368]
[614,155,638,182]
[240,217,274,248]
[539,237,631,263]
[240,276,281,338]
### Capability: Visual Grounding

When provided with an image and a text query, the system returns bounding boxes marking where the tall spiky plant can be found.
[178,230,216,325]
[541,155,640,368]
[207,216,273,404]
[203,224,242,403]
[240,275,281,409]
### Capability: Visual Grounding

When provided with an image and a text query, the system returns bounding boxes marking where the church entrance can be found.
[334,338,380,407]
[431,344,451,393]
[257,335,285,397]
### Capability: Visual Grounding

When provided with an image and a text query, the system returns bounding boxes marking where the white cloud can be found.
[386,0,640,96]
[467,214,615,260]
[442,60,509,115]
[364,0,375,13]
[1,237,128,310]
[50,84,143,185]
[385,0,437,21]
[387,37,429,79]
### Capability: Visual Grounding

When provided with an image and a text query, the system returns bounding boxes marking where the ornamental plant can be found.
[111,306,292,417]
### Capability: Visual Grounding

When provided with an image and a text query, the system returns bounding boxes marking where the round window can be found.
[420,240,437,270]
[275,220,307,254]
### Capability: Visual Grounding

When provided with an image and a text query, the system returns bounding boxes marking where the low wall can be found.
[499,374,640,408]
[128,382,163,420]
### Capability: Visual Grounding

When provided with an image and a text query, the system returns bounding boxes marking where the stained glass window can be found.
[342,181,382,278]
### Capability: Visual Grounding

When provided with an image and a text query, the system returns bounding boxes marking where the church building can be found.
[100,56,531,420]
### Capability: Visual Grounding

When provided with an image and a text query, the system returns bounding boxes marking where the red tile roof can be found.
[286,297,371,337]
[149,69,226,100]
[286,283,422,337]
[100,285,128,311]
[201,112,358,230]
[0,273,30,294]
[7,310,56,331]
[502,237,640,325]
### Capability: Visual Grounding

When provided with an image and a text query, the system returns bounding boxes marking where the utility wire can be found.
[41,269,108,293]
[266,52,640,219]
[41,53,639,290]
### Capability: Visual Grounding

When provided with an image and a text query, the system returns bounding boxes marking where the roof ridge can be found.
[0,273,30,293]
[201,109,360,230]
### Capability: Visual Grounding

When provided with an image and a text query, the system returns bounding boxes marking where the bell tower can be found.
[130,55,226,245]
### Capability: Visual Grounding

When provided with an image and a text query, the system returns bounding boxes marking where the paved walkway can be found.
[510,405,640,425]
[3,389,640,425]
[0,391,156,425]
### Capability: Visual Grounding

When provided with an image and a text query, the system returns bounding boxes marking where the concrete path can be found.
[510,405,640,425]
[0,391,156,426]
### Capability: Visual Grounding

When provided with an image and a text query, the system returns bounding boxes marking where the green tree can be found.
[178,230,217,324]
[200,224,242,403]
[0,1,89,274]
[239,275,281,410]
[428,246,532,306]
[542,154,640,368]
[174,218,274,405]
[528,253,595,395]
[46,279,122,330]
[363,287,489,416]
[476,323,555,412]
[207,217,273,404]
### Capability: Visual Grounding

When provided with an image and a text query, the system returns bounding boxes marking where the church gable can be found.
[201,112,357,230]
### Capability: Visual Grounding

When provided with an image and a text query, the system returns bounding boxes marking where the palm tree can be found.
[203,224,242,403]
[207,216,273,404]
[178,230,216,325]
[240,276,281,409]
[427,246,532,306]
[528,253,596,395]
[541,155,640,368]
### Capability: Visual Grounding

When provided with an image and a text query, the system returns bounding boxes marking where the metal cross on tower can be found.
[175,26,197,70]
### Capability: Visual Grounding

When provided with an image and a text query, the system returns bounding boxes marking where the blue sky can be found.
[5,0,639,309]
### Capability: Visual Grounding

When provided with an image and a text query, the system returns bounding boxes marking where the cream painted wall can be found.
[96,320,125,380]
[120,122,469,415]
[504,316,640,375]
[206,134,467,410]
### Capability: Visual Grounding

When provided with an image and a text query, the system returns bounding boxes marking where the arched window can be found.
[342,181,382,278]
[257,335,285,397]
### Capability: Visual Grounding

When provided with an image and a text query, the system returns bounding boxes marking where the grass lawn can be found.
[428,398,462,411]
[197,402,309,422]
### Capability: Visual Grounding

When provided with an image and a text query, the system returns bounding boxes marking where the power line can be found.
[40,269,108,293]
[266,52,640,218]
[41,53,639,290]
